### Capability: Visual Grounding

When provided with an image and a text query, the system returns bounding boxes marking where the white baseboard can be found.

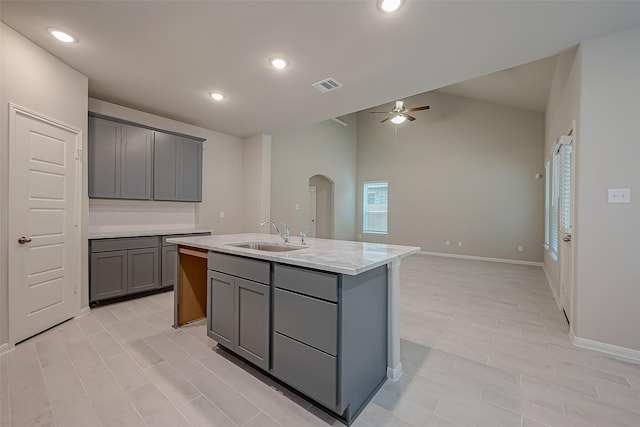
[419,251,543,267]
[0,343,10,356]
[542,263,562,309]
[572,333,640,363]
[387,363,403,381]
[77,306,91,317]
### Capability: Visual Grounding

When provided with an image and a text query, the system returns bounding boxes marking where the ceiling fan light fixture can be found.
[390,114,407,125]
[378,0,404,13]
[210,92,225,101]
[47,27,78,43]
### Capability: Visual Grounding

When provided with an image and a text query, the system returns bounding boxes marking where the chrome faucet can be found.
[260,220,290,243]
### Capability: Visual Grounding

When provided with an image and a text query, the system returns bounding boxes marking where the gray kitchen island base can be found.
[208,255,388,425]
[167,233,420,425]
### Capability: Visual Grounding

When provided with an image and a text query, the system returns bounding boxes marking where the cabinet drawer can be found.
[208,252,270,284]
[273,332,337,410]
[274,264,338,302]
[91,236,159,252]
[274,288,337,355]
[161,232,210,246]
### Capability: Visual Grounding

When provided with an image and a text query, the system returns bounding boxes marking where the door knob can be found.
[18,236,32,244]
[563,235,572,242]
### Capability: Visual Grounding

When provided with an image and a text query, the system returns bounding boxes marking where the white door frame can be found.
[557,120,576,330]
[7,103,83,348]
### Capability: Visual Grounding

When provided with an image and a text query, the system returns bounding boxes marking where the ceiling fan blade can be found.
[406,105,430,112]
[405,114,416,121]
[380,117,390,123]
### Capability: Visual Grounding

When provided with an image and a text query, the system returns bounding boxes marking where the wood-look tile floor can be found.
[2,254,639,427]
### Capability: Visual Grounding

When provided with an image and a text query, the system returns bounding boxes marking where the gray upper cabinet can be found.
[88,117,121,198]
[89,115,202,202]
[88,116,153,200]
[153,131,180,200]
[153,131,202,202]
[121,124,153,199]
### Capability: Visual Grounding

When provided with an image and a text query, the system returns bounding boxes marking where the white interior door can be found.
[9,106,79,344]
[308,186,317,237]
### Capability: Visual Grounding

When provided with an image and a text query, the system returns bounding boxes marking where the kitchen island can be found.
[166,233,419,423]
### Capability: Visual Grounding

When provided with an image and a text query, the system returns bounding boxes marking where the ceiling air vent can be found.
[312,78,343,93]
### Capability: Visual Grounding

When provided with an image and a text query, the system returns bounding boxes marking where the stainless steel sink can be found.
[226,241,307,252]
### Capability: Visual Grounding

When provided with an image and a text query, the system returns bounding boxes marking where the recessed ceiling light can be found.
[378,0,404,13]
[270,57,289,70]
[210,92,225,101]
[46,27,78,43]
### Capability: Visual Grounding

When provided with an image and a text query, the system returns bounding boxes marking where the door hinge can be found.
[74,140,83,160]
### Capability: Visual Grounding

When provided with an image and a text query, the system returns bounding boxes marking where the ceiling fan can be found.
[370,100,430,124]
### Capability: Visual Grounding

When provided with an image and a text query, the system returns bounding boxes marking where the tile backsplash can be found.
[89,199,196,233]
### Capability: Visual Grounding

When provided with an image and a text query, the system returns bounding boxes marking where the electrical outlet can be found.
[608,188,631,204]
[295,204,300,210]
[219,211,224,218]
[518,245,524,252]
[445,240,450,246]
[458,241,462,247]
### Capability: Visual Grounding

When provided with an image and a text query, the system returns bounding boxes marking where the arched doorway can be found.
[308,175,334,239]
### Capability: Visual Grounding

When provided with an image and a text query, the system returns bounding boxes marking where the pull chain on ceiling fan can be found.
[370,100,430,124]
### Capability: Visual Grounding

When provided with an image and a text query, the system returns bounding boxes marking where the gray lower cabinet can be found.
[205,252,388,424]
[127,247,160,293]
[90,237,159,303]
[90,232,210,303]
[161,245,177,288]
[272,263,388,423]
[90,250,128,301]
[207,253,270,370]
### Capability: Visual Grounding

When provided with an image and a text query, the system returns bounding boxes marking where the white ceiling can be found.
[2,1,640,138]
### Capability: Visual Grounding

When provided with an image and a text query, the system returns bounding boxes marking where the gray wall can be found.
[243,134,272,232]
[271,115,357,241]
[574,25,640,352]
[88,99,245,234]
[357,91,545,262]
[0,23,89,348]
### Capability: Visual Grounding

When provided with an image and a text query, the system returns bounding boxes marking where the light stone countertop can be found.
[166,233,420,275]
[89,228,213,239]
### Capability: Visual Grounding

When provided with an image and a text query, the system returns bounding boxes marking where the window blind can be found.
[551,154,559,253]
[559,144,572,235]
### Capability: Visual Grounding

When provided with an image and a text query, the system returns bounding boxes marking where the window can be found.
[559,144,573,235]
[363,181,388,234]
[550,140,572,255]
[544,161,550,248]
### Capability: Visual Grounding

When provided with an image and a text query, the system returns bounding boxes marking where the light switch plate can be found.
[608,188,631,204]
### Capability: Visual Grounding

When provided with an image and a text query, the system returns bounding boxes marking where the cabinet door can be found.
[207,271,234,347]
[88,117,121,198]
[121,124,153,200]
[153,132,179,201]
[127,247,159,294]
[179,139,202,202]
[161,245,177,288]
[235,278,270,370]
[90,251,127,301]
